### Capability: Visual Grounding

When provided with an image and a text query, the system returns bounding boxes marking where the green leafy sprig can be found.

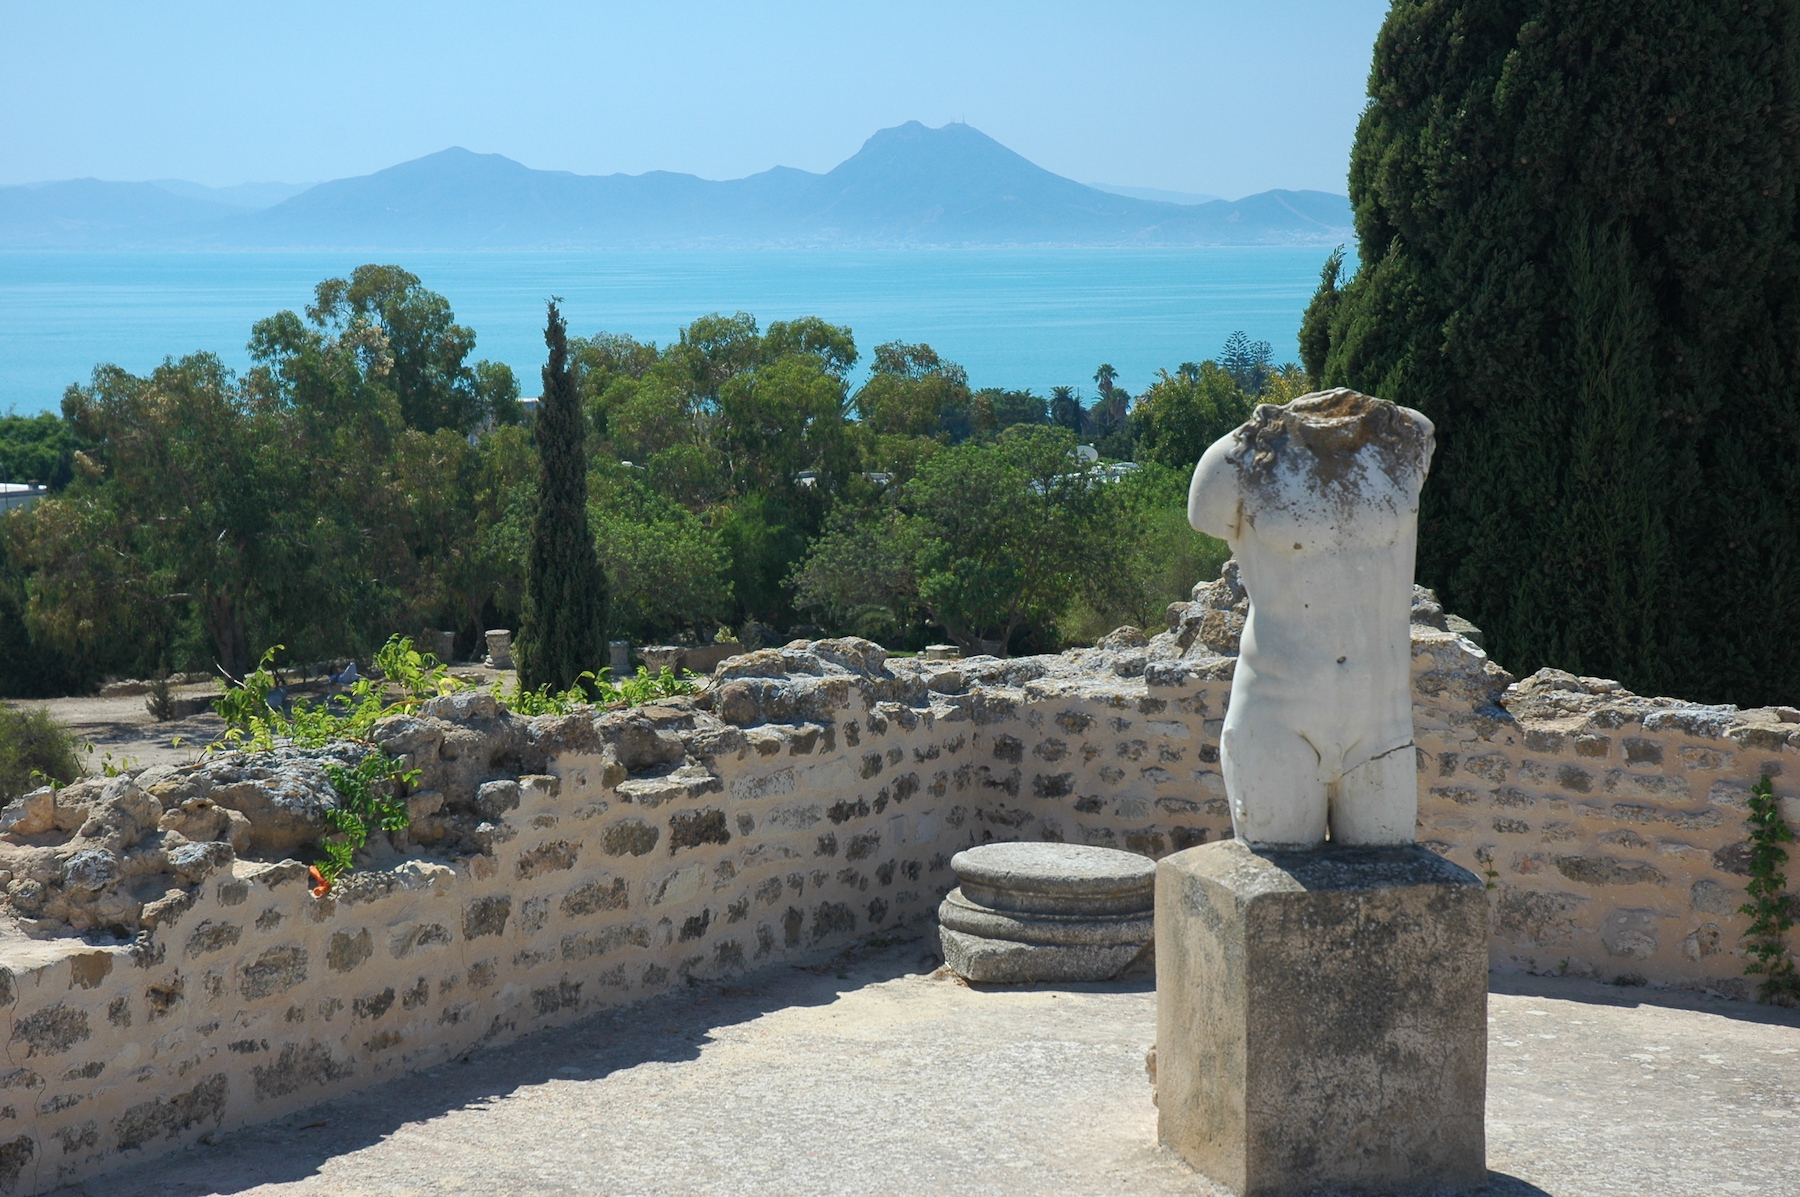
[317,751,418,885]
[1740,775,1799,1006]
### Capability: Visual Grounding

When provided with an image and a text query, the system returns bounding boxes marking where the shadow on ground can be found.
[53,940,1800,1197]
[1489,969,1800,1029]
[56,935,943,1196]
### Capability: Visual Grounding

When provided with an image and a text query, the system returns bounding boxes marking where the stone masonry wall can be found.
[1,602,1796,1193]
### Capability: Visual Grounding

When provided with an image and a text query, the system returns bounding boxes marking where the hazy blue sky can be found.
[0,1,1389,199]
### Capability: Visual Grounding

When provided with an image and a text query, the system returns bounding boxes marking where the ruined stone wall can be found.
[1410,632,1798,991]
[0,611,1794,1193]
[0,639,1226,1195]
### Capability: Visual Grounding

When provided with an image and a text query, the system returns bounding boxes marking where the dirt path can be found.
[9,667,517,774]
[12,685,223,772]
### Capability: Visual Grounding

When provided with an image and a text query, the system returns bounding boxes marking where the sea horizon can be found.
[0,246,1345,413]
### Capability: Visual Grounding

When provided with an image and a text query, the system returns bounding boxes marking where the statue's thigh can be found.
[1329,746,1419,846]
[1221,718,1327,848]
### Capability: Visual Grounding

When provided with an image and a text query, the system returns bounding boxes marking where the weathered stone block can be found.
[1155,840,1487,1197]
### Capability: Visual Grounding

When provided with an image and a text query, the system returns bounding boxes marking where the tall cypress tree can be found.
[1317,1,1800,704]
[516,301,607,692]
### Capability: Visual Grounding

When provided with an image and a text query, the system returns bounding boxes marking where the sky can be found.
[0,1,1390,199]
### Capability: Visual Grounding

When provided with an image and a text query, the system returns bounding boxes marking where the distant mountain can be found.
[1089,182,1222,205]
[0,180,238,247]
[148,179,312,209]
[0,122,1351,250]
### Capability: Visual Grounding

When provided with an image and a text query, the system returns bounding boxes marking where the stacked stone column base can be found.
[939,843,1155,983]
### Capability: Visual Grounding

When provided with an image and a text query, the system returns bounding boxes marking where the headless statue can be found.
[1187,389,1435,849]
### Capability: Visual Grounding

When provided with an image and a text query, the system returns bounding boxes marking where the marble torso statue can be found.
[1186,389,1435,848]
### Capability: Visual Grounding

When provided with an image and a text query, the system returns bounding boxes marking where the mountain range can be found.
[0,122,1351,251]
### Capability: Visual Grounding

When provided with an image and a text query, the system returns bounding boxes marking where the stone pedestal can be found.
[484,629,514,671]
[610,640,632,679]
[426,629,457,663]
[939,843,1154,982]
[638,645,684,674]
[1155,840,1487,1197]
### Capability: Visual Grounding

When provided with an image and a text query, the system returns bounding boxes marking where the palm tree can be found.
[1049,385,1084,433]
[1091,365,1127,435]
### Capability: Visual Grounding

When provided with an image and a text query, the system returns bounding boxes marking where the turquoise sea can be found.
[0,248,1342,412]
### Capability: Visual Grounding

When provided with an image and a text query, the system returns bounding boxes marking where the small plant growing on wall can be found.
[212,635,699,752]
[313,751,417,894]
[1740,775,1800,1006]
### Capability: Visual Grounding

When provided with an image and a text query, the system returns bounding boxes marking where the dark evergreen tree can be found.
[1315,1,1800,704]
[516,301,608,692]
[1219,332,1273,395]
[1049,386,1086,433]
[1298,246,1344,388]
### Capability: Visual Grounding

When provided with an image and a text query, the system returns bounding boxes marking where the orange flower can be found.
[308,865,331,897]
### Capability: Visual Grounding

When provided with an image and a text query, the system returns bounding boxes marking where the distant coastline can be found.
[0,122,1351,253]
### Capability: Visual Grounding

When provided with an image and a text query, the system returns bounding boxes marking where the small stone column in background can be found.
[609,640,632,679]
[484,629,514,671]
[637,646,684,674]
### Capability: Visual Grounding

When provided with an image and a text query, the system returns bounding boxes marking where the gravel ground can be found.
[48,934,1800,1197]
[11,686,223,773]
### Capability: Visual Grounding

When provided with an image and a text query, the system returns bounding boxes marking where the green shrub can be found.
[1058,462,1231,646]
[0,703,86,802]
[213,635,459,753]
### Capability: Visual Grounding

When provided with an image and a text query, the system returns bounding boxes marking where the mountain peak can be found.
[1,124,1352,249]
[379,147,537,176]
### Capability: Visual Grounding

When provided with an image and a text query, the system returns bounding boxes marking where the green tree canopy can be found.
[763,316,858,378]
[1059,462,1232,643]
[1132,361,1255,471]
[19,348,402,676]
[1313,0,1800,703]
[309,264,519,433]
[976,388,1049,430]
[0,412,81,490]
[793,426,1120,654]
[588,459,731,642]
[854,341,974,442]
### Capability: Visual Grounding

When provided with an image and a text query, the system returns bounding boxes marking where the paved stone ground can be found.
[50,935,1800,1197]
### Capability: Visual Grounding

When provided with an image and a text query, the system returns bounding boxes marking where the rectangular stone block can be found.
[1155,840,1488,1196]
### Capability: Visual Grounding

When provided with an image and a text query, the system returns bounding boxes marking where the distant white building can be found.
[0,483,46,514]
